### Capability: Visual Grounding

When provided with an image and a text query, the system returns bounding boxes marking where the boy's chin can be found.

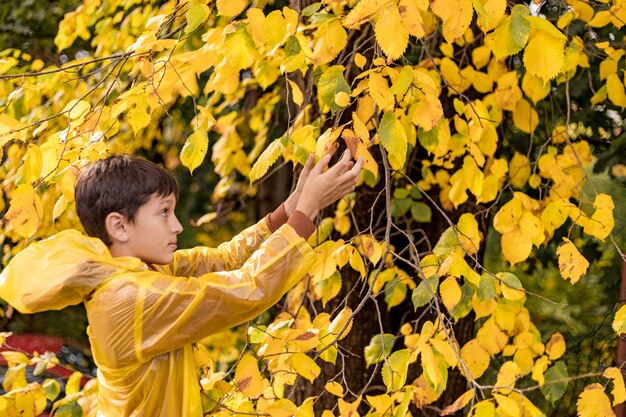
[142,253,174,266]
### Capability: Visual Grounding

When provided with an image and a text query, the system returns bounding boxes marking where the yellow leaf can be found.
[577,384,614,417]
[607,73,626,109]
[421,344,443,391]
[325,381,344,397]
[235,353,266,397]
[556,238,589,284]
[382,349,410,392]
[342,129,378,178]
[62,99,90,121]
[457,213,482,255]
[472,45,492,69]
[366,394,393,414]
[342,0,389,28]
[545,332,566,361]
[509,153,531,189]
[431,0,474,43]
[584,193,615,241]
[471,400,496,416]
[398,0,426,38]
[495,361,521,395]
[501,228,533,266]
[128,95,151,135]
[531,355,549,385]
[484,5,531,60]
[522,72,550,104]
[519,211,544,247]
[180,129,208,174]
[65,371,83,396]
[431,338,459,367]
[512,99,539,134]
[354,53,367,69]
[217,0,247,17]
[249,137,283,183]
[460,339,490,379]
[613,305,626,335]
[474,0,507,32]
[493,393,520,417]
[368,71,393,110]
[493,197,523,234]
[334,91,351,107]
[541,198,569,236]
[497,272,525,301]
[312,19,348,65]
[4,184,43,238]
[291,353,321,383]
[440,276,462,312]
[375,4,409,60]
[338,396,362,417]
[410,93,444,131]
[441,389,474,415]
[378,111,408,170]
[185,3,210,34]
[523,31,566,82]
[224,27,258,70]
[603,367,626,406]
[328,307,353,341]
[287,79,304,107]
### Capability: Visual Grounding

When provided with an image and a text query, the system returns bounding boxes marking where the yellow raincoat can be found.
[0,218,314,417]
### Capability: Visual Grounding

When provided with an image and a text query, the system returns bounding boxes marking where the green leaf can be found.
[389,66,414,97]
[55,400,83,417]
[317,65,351,114]
[249,137,283,183]
[433,227,457,256]
[477,273,496,300]
[412,275,439,309]
[450,281,474,320]
[315,270,343,308]
[393,188,411,199]
[391,198,412,217]
[378,111,408,170]
[180,129,208,174]
[541,361,568,403]
[498,272,522,290]
[410,202,432,222]
[43,379,61,401]
[484,4,531,60]
[302,2,322,16]
[381,349,409,392]
[410,187,422,200]
[185,3,210,34]
[364,333,396,367]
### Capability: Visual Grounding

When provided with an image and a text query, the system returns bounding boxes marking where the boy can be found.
[0,150,363,417]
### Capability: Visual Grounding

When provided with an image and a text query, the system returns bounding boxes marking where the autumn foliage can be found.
[1,0,626,416]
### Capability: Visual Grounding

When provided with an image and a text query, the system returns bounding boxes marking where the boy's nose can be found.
[172,216,183,234]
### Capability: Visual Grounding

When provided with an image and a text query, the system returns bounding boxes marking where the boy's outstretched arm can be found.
[294,149,364,221]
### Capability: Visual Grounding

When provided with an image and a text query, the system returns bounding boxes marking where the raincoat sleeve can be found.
[89,223,314,364]
[168,205,290,276]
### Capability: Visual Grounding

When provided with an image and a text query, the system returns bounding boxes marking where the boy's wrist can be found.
[284,194,298,216]
[295,200,319,221]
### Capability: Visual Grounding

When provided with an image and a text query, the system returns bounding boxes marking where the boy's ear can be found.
[104,212,130,243]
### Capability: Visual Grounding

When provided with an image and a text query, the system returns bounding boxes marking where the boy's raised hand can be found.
[294,149,364,221]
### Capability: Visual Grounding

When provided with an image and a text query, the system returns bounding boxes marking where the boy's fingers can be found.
[312,153,332,175]
[346,156,364,179]
[303,153,315,174]
[324,142,340,158]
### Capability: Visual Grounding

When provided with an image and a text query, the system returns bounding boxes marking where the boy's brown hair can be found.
[75,155,179,245]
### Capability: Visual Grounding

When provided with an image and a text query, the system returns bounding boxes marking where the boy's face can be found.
[125,193,183,265]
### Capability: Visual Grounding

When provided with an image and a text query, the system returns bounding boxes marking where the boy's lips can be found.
[168,242,177,249]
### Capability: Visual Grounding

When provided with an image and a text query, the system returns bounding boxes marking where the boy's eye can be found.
[161,209,169,216]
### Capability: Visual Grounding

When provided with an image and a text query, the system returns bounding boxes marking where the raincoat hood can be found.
[0,229,144,314]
